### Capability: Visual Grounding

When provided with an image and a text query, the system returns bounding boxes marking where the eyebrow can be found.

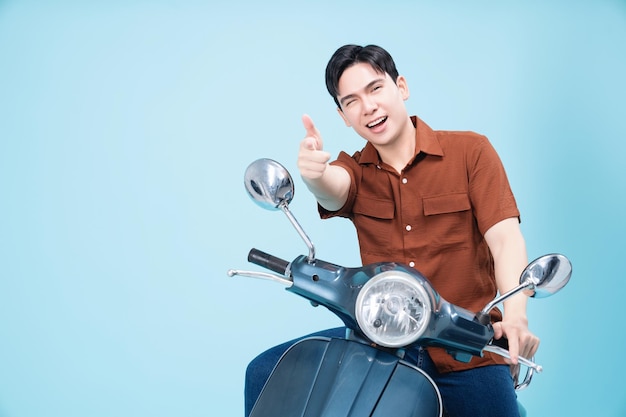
[339,78,386,107]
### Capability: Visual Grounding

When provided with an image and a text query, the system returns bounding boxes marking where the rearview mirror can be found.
[244,158,294,211]
[520,253,572,298]
[477,253,572,323]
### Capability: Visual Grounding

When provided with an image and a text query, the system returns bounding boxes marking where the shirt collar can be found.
[359,116,444,165]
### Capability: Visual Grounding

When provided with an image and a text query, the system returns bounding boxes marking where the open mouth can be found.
[367,116,387,129]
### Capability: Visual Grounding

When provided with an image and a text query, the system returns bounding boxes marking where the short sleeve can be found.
[468,136,520,235]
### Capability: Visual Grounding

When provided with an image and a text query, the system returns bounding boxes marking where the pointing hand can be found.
[298,114,331,180]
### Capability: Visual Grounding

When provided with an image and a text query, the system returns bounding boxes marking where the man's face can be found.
[336,62,410,147]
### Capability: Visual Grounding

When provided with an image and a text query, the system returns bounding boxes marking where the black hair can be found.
[325,44,400,108]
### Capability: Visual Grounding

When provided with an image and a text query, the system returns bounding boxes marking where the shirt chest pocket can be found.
[423,193,472,250]
[423,193,471,216]
[354,196,395,218]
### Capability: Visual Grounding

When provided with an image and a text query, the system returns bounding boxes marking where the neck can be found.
[376,118,416,173]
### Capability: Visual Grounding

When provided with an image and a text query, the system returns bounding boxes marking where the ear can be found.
[396,75,410,101]
[337,107,351,127]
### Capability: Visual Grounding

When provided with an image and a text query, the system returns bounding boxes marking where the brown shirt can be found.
[320,116,520,372]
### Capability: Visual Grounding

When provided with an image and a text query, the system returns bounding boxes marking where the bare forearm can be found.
[485,218,529,319]
[486,218,541,362]
[302,165,350,212]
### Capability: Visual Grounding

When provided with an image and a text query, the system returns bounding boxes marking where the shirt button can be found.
[409,261,415,268]
[405,225,412,231]
[402,178,408,184]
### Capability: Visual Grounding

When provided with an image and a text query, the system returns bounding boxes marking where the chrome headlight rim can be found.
[355,270,432,348]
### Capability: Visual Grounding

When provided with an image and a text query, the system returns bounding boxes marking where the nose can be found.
[362,95,378,115]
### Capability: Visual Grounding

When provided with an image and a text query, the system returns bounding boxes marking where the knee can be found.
[245,344,289,387]
[245,351,271,383]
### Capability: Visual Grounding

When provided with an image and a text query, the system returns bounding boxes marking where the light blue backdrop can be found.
[1,1,625,416]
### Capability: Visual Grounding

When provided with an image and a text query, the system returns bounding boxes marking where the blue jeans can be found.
[244,327,520,417]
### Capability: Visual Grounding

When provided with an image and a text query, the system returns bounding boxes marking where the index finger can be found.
[506,330,520,365]
[301,114,323,150]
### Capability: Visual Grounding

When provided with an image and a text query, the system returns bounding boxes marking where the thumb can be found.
[302,114,323,150]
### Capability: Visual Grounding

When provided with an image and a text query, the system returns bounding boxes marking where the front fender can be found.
[250,337,442,417]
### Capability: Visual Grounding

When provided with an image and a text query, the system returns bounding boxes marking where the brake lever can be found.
[483,344,542,373]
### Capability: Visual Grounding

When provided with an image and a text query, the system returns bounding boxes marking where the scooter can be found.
[228,158,572,417]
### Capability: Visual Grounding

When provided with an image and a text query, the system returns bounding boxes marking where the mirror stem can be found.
[478,282,532,321]
[280,203,316,263]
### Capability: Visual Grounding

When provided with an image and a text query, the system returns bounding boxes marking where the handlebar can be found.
[248,248,290,276]
[232,249,542,390]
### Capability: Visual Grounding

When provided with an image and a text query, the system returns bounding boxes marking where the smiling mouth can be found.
[367,116,387,128]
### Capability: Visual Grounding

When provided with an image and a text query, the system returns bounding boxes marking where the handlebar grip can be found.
[491,337,509,350]
[248,248,290,276]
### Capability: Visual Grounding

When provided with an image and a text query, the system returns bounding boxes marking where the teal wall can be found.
[1,1,625,416]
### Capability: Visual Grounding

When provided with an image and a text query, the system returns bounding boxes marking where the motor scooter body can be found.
[231,158,572,417]
[249,336,442,417]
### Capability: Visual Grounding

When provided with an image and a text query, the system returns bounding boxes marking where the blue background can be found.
[1,1,625,416]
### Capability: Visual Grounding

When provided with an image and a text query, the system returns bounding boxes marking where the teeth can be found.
[367,117,386,128]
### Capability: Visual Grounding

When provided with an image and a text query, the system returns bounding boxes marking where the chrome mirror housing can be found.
[244,158,295,211]
[520,253,572,298]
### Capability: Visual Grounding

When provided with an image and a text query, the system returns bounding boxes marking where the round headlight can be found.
[355,270,431,348]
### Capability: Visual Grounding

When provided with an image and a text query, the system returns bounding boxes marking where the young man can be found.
[245,44,538,417]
